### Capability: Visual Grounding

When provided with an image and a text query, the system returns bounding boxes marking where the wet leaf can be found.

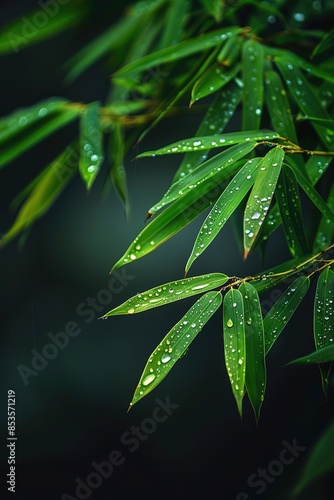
[109,123,129,216]
[0,142,78,246]
[223,288,246,417]
[239,282,266,422]
[102,273,228,316]
[313,268,334,396]
[264,276,310,354]
[305,154,332,186]
[129,291,222,407]
[200,0,224,22]
[191,63,240,104]
[243,146,284,258]
[148,141,257,216]
[186,157,261,273]
[0,98,79,169]
[242,39,264,130]
[79,102,104,191]
[276,165,308,258]
[289,344,334,364]
[313,182,334,253]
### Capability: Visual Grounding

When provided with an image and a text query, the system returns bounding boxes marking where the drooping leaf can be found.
[79,102,104,191]
[0,5,83,55]
[313,182,334,253]
[114,26,241,77]
[289,344,334,364]
[312,27,334,59]
[191,63,240,104]
[109,123,129,216]
[293,419,334,496]
[138,131,279,157]
[129,291,222,407]
[264,276,310,354]
[276,165,308,258]
[313,268,334,396]
[186,157,261,273]
[305,154,332,186]
[239,282,266,422]
[243,146,284,258]
[242,39,264,130]
[0,98,79,169]
[0,142,79,246]
[296,116,334,129]
[223,288,246,417]
[102,273,228,316]
[158,0,189,49]
[172,81,243,183]
[148,141,257,216]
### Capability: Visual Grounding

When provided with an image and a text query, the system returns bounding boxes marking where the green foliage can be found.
[1,0,334,450]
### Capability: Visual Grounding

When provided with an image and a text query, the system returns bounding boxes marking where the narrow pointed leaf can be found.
[243,146,284,258]
[109,124,129,216]
[239,282,266,421]
[264,276,310,354]
[158,0,189,49]
[313,182,334,253]
[276,165,308,258]
[312,27,334,58]
[305,154,332,186]
[296,116,334,129]
[79,102,104,191]
[293,419,334,496]
[186,157,261,273]
[148,141,257,215]
[102,273,228,316]
[191,63,240,104]
[223,289,246,417]
[139,131,279,158]
[0,99,79,169]
[242,40,264,130]
[0,142,78,247]
[314,268,334,395]
[285,157,334,222]
[114,27,240,77]
[200,0,224,22]
[289,344,334,364]
[129,291,222,407]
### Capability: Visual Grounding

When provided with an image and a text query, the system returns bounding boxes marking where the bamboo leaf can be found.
[276,165,309,258]
[129,291,222,407]
[158,0,189,49]
[0,142,78,247]
[200,0,224,22]
[102,273,228,316]
[239,282,266,422]
[289,344,334,364]
[79,102,104,191]
[186,157,261,273]
[312,27,334,58]
[114,27,241,77]
[293,419,334,496]
[148,141,257,216]
[264,276,310,354]
[172,81,243,183]
[305,154,332,186]
[191,63,240,104]
[243,146,284,258]
[313,182,334,253]
[242,40,264,130]
[138,131,279,157]
[0,99,79,169]
[109,124,130,216]
[223,288,246,417]
[314,268,334,396]
[296,116,334,129]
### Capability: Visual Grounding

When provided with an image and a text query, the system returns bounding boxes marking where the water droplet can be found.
[247,318,252,325]
[142,374,156,386]
[18,116,28,126]
[161,353,171,363]
[193,140,201,147]
[128,308,135,314]
[227,319,233,327]
[38,107,48,117]
[251,212,261,220]
[191,323,196,328]
[294,12,305,22]
[238,359,243,365]
[87,165,95,173]
[130,254,136,260]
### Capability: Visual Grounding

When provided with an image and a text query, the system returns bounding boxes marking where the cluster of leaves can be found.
[1,0,334,493]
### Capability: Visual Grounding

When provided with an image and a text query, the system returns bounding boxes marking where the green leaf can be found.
[276,165,308,258]
[186,157,261,273]
[243,146,284,258]
[65,0,166,82]
[264,276,310,354]
[200,0,224,22]
[138,131,279,157]
[79,102,104,191]
[242,40,264,130]
[109,124,129,216]
[305,154,332,186]
[191,63,240,104]
[289,344,334,364]
[129,291,222,407]
[0,5,83,55]
[293,419,334,495]
[223,288,246,417]
[148,141,257,216]
[158,0,189,49]
[313,182,334,253]
[296,116,334,129]
[102,273,228,316]
[114,27,241,77]
[172,81,243,183]
[285,157,334,222]
[275,58,334,149]
[312,27,334,59]
[239,282,266,422]
[0,98,79,169]
[0,142,78,247]
[314,268,334,396]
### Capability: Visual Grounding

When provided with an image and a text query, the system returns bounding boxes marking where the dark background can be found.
[1,1,334,499]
